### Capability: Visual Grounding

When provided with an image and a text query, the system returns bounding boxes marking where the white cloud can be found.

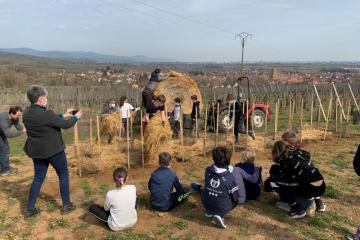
[57,25,66,29]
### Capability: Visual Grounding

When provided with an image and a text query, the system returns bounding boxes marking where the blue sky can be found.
[0,0,359,62]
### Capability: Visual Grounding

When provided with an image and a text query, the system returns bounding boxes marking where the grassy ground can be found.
[1,102,360,240]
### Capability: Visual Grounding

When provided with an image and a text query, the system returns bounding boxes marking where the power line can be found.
[128,0,233,35]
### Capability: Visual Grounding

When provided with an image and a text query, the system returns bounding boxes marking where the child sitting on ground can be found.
[192,146,239,229]
[264,140,326,219]
[281,131,325,212]
[89,167,137,231]
[148,152,190,212]
[234,149,262,202]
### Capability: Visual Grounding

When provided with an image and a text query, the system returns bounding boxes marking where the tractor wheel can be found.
[251,109,266,129]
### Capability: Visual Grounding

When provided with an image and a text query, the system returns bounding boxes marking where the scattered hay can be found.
[100,113,121,144]
[154,71,202,115]
[144,114,173,164]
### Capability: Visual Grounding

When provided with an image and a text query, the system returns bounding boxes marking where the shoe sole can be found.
[316,206,326,212]
[213,216,226,228]
[289,212,306,219]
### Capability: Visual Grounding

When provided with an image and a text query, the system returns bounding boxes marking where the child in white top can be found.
[119,96,135,136]
[89,166,137,231]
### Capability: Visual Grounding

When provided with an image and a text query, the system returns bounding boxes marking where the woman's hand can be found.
[64,108,75,118]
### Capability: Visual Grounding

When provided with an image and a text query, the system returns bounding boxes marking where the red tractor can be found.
[216,76,271,132]
[218,101,271,133]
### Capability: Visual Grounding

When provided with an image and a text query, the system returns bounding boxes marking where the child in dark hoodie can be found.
[200,147,239,228]
[148,152,190,212]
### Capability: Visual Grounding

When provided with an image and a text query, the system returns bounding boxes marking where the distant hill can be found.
[0,48,175,63]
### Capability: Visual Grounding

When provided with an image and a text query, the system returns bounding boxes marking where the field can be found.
[1,113,360,240]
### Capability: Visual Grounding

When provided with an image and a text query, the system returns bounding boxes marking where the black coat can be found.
[354,144,360,176]
[23,104,78,159]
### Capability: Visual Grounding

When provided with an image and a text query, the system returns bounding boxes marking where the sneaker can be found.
[345,234,354,240]
[288,203,306,219]
[315,198,326,212]
[205,212,213,218]
[191,182,202,192]
[306,200,316,217]
[26,208,40,218]
[61,202,76,215]
[213,215,227,228]
[276,201,291,212]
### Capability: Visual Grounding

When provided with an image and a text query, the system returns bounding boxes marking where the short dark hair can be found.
[191,95,198,101]
[154,95,166,103]
[113,166,128,187]
[159,152,171,166]
[174,97,181,103]
[9,106,23,115]
[154,68,161,74]
[26,85,48,104]
[212,146,232,168]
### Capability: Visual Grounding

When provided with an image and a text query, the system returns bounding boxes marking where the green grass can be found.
[105,230,153,240]
[323,185,340,199]
[173,219,188,230]
[331,154,349,169]
[45,202,57,213]
[98,183,110,195]
[80,180,95,197]
[49,218,70,230]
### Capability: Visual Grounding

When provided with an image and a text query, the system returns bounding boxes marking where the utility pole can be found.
[235,32,252,103]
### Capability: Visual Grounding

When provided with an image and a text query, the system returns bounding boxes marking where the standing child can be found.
[190,95,200,137]
[89,167,137,231]
[199,146,239,228]
[171,98,181,139]
[148,152,190,212]
[234,149,262,202]
[119,96,135,137]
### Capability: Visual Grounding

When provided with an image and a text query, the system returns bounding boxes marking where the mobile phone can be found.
[71,110,79,115]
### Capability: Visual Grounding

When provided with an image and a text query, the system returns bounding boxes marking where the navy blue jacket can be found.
[148,166,185,211]
[236,162,262,200]
[201,165,239,217]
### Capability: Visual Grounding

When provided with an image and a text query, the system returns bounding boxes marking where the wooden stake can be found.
[348,83,360,112]
[195,105,198,138]
[126,110,130,169]
[180,106,184,161]
[317,106,321,130]
[140,109,144,167]
[215,102,219,147]
[310,90,314,127]
[226,103,231,143]
[288,98,292,128]
[74,122,81,177]
[313,85,327,121]
[323,94,332,141]
[274,99,279,140]
[246,100,249,148]
[89,117,93,155]
[332,83,347,120]
[346,100,351,138]
[300,98,304,143]
[203,104,208,158]
[96,115,101,169]
[232,101,235,153]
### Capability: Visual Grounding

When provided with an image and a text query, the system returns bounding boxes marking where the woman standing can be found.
[23,85,82,217]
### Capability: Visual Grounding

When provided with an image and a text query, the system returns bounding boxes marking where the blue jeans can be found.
[0,137,10,173]
[27,151,71,211]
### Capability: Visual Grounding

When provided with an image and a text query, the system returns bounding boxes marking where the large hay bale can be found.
[154,71,202,114]
[100,113,121,144]
[144,114,173,164]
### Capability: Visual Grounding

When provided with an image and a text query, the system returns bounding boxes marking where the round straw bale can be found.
[154,71,202,114]
[100,113,121,143]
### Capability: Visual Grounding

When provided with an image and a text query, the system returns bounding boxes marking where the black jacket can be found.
[23,104,78,159]
[354,144,360,176]
[191,101,200,119]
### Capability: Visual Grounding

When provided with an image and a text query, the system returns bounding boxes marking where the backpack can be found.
[353,144,360,176]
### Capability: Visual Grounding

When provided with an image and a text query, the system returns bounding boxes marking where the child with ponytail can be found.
[89,166,137,231]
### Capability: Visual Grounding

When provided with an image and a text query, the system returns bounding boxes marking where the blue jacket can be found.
[148,166,185,211]
[235,163,262,200]
[201,165,239,217]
